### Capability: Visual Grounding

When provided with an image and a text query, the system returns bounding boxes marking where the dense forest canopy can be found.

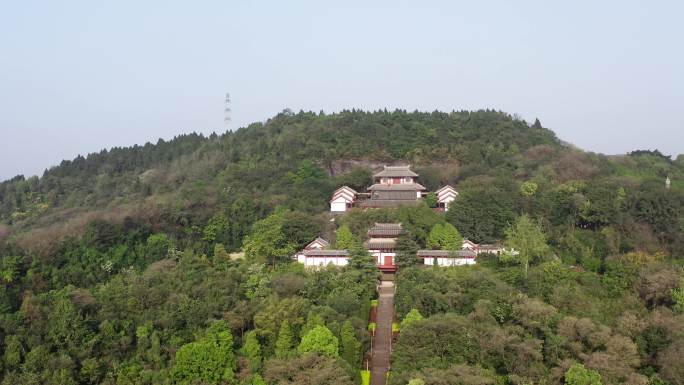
[0,109,683,385]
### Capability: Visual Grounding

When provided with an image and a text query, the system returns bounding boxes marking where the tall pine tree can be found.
[275,320,295,359]
[340,320,361,368]
[395,231,420,267]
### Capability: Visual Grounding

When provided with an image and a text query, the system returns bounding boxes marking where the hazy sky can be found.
[1,1,683,181]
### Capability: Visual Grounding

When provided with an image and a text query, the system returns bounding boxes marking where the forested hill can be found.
[1,109,684,253]
[1,109,684,385]
[1,109,559,224]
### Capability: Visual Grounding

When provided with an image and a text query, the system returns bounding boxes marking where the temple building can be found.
[295,237,349,268]
[293,222,511,270]
[435,185,458,211]
[330,165,458,212]
[365,223,401,273]
[330,186,357,212]
[417,249,477,266]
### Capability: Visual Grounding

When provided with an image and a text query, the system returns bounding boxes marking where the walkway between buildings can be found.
[370,280,394,385]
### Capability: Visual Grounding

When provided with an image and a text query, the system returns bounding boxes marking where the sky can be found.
[1,0,683,181]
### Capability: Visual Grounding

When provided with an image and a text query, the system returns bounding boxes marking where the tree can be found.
[347,242,376,271]
[335,225,357,250]
[275,320,296,359]
[241,330,262,371]
[243,209,298,266]
[395,232,420,267]
[503,215,549,277]
[297,325,339,358]
[171,321,236,384]
[427,224,445,249]
[520,181,538,198]
[3,335,23,370]
[564,363,602,385]
[340,320,361,368]
[441,223,463,251]
[202,213,230,244]
[281,211,318,250]
[401,308,424,329]
[532,118,543,130]
[264,353,354,385]
[426,223,462,251]
[0,255,21,284]
[249,374,268,385]
[425,192,438,208]
[446,187,517,243]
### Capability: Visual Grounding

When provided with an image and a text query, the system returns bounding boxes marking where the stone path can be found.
[370,281,394,385]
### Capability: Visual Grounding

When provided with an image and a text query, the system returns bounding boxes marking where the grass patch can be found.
[367,322,376,332]
[360,370,370,385]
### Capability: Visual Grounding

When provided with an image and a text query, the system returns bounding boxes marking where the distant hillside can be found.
[1,108,683,254]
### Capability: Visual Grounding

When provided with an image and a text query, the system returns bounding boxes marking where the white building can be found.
[435,185,458,211]
[294,237,349,268]
[296,249,349,268]
[365,223,403,272]
[418,249,477,266]
[330,186,357,212]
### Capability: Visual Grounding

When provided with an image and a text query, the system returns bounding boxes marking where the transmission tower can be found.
[224,92,231,129]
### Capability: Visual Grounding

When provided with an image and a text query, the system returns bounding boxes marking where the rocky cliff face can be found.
[326,159,388,177]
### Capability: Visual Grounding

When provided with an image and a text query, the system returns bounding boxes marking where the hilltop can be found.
[0,109,683,385]
[3,109,682,249]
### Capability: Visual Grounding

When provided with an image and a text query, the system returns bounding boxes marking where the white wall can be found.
[299,256,349,268]
[423,258,476,266]
[369,250,396,265]
[330,201,348,212]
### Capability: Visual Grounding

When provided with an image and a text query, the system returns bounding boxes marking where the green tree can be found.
[249,374,268,385]
[281,210,318,250]
[520,181,538,198]
[171,321,236,384]
[425,192,438,208]
[441,223,463,251]
[426,223,462,251]
[347,243,376,271]
[427,223,445,249]
[264,353,354,385]
[275,320,296,359]
[446,187,517,243]
[0,255,21,283]
[243,209,297,266]
[202,213,230,244]
[213,243,230,265]
[395,232,420,267]
[335,225,357,250]
[297,325,339,358]
[145,233,171,261]
[564,363,602,385]
[3,335,23,370]
[340,320,361,368]
[241,330,262,371]
[503,215,549,277]
[401,308,424,329]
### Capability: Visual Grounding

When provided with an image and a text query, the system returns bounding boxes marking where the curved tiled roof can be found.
[368,183,426,191]
[303,249,349,256]
[373,165,419,178]
[417,249,477,258]
[368,223,403,237]
[366,238,397,249]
